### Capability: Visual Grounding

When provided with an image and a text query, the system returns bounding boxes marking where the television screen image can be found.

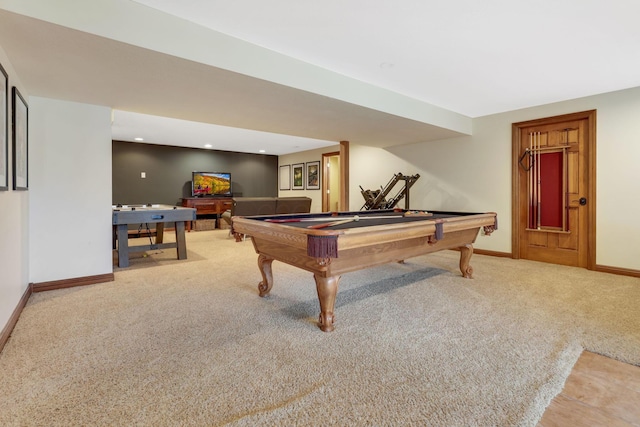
[192,172,232,197]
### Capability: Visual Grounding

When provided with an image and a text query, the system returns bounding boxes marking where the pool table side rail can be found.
[334,212,496,250]
[231,212,496,253]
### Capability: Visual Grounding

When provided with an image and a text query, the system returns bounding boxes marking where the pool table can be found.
[231,209,497,332]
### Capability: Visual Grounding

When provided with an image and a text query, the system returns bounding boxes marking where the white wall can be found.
[0,45,28,333]
[278,145,339,212]
[348,87,640,269]
[28,97,113,283]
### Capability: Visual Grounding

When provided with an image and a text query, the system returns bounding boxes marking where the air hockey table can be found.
[112,204,196,267]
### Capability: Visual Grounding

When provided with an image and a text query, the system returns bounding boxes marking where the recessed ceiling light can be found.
[259,149,266,153]
[204,144,213,148]
[134,137,144,141]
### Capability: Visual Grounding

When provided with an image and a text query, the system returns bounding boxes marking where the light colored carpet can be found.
[1,229,639,426]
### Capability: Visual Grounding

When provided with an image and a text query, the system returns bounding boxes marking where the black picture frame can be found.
[0,62,8,191]
[279,164,291,190]
[12,87,28,191]
[306,161,320,190]
[291,163,304,190]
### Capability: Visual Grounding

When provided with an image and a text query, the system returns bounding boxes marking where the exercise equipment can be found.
[360,173,420,210]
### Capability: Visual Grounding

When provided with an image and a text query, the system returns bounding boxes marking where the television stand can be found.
[181,197,233,231]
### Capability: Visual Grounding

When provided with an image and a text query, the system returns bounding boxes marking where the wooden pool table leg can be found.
[257,254,274,297]
[314,274,340,332]
[459,244,474,278]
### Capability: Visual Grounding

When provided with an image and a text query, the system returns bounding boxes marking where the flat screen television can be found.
[191,172,232,197]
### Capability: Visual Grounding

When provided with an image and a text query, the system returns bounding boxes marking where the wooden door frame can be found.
[320,141,349,212]
[340,141,349,211]
[511,110,597,269]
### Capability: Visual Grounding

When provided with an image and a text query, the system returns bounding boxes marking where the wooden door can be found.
[512,111,596,268]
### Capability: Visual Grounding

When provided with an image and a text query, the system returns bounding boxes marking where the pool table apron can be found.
[249,224,482,278]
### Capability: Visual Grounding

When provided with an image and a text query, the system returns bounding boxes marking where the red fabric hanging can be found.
[539,152,563,228]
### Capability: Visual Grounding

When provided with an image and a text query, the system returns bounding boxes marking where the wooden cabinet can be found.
[181,197,233,231]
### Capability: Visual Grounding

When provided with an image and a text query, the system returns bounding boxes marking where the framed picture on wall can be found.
[279,164,291,190]
[306,161,320,190]
[12,87,28,191]
[291,163,304,190]
[0,62,8,191]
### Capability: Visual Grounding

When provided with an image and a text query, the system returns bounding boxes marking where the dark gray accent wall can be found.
[112,141,278,205]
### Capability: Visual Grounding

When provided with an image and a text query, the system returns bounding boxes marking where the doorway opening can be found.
[322,152,340,212]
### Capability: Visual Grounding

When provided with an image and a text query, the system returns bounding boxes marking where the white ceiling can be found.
[133,0,640,117]
[2,1,640,155]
